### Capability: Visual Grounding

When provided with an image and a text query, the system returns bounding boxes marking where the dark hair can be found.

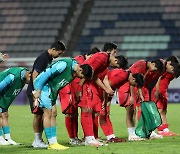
[103,42,117,52]
[80,64,93,79]
[151,59,164,73]
[116,55,128,69]
[132,73,144,88]
[87,47,101,55]
[171,63,180,78]
[51,40,66,51]
[166,56,180,64]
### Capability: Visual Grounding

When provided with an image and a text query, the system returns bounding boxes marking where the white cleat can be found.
[32,140,48,148]
[150,131,163,139]
[128,135,146,141]
[6,139,20,145]
[85,138,105,147]
[0,138,11,145]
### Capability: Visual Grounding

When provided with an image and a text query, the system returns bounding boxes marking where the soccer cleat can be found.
[107,137,126,143]
[85,138,104,147]
[158,131,178,137]
[6,139,20,145]
[48,143,69,150]
[32,140,48,148]
[69,138,83,145]
[96,138,108,146]
[150,131,163,139]
[0,138,11,145]
[128,135,146,141]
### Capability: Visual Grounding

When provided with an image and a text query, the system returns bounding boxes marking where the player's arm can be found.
[138,88,144,102]
[154,76,162,99]
[129,85,135,105]
[103,75,113,91]
[33,61,67,99]
[94,75,114,95]
[0,74,15,92]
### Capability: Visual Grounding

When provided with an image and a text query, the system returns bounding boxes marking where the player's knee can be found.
[2,112,8,118]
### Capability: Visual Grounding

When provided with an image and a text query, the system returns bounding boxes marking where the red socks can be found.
[158,123,169,131]
[93,115,99,138]
[100,115,114,136]
[81,112,94,136]
[65,116,74,138]
[137,110,141,121]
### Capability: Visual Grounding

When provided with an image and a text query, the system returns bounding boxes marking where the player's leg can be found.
[2,111,20,145]
[0,110,10,145]
[157,95,178,136]
[27,93,46,148]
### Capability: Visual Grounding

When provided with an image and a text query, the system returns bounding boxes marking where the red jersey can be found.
[129,60,147,75]
[159,72,174,93]
[107,69,129,90]
[83,52,109,75]
[74,55,86,64]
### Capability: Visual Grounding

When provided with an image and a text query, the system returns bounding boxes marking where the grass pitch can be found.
[0,104,180,154]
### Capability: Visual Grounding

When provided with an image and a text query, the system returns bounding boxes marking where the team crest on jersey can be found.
[12,89,21,95]
[58,79,69,87]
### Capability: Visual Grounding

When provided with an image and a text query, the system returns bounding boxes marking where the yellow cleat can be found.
[48,143,69,150]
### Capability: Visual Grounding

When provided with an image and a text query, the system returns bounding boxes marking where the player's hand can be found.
[129,96,134,105]
[105,88,114,96]
[32,90,41,99]
[154,90,160,99]
[75,91,82,103]
[140,95,144,102]
[33,98,39,107]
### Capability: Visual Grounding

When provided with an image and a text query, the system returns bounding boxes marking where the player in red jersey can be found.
[79,43,119,146]
[151,56,180,136]
[59,47,100,145]
[117,59,164,141]
[98,55,129,143]
[101,66,144,142]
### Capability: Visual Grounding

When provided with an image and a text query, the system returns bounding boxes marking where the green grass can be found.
[0,104,180,154]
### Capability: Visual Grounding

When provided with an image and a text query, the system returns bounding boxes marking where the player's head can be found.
[86,47,101,59]
[167,63,180,78]
[109,54,120,68]
[166,56,180,64]
[76,64,93,79]
[103,42,117,56]
[149,59,164,73]
[129,73,144,87]
[50,41,66,58]
[87,47,101,56]
[116,55,128,69]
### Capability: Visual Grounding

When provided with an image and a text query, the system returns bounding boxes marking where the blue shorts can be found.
[38,84,52,110]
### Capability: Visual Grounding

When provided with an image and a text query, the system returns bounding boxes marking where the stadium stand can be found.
[0,0,73,58]
[75,0,180,64]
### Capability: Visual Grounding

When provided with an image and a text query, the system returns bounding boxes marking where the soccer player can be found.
[26,41,66,148]
[0,52,9,63]
[59,47,100,145]
[102,67,144,142]
[99,55,129,143]
[0,67,30,145]
[152,56,180,136]
[33,58,93,150]
[117,59,164,141]
[79,45,119,146]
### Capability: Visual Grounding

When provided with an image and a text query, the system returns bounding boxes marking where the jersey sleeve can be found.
[0,74,15,92]
[33,56,48,73]
[34,61,67,90]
